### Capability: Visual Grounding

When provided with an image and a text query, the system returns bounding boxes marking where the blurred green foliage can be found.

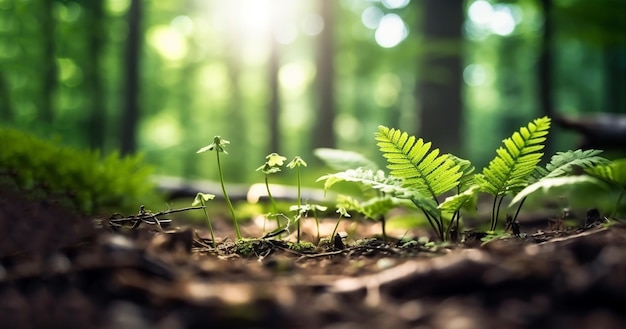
[0,128,160,215]
[0,0,624,185]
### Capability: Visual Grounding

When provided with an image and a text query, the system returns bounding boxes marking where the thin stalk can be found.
[296,165,302,243]
[512,196,527,223]
[445,211,459,240]
[216,150,241,240]
[313,208,320,243]
[493,195,506,231]
[200,199,216,249]
[380,216,387,241]
[490,197,498,231]
[330,215,343,241]
[420,208,443,241]
[264,175,280,228]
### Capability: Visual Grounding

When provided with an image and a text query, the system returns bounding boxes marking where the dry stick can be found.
[109,205,205,223]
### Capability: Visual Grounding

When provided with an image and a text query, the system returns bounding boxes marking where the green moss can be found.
[0,128,161,214]
[287,241,315,252]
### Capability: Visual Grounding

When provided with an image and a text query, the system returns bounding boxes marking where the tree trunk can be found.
[40,0,56,124]
[0,73,12,122]
[538,0,554,155]
[121,0,142,155]
[415,0,463,155]
[84,1,105,150]
[312,0,336,149]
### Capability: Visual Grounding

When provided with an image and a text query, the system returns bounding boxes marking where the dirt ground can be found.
[2,188,626,329]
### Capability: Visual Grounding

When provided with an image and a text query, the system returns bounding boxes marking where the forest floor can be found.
[2,188,626,329]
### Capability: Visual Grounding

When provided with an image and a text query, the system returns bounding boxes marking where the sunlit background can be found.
[1,0,624,183]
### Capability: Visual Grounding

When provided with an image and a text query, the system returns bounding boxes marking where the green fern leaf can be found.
[438,184,480,213]
[586,159,626,188]
[336,195,416,220]
[477,116,551,196]
[449,155,476,191]
[375,126,462,199]
[509,176,609,206]
[542,149,609,179]
[314,148,379,171]
[317,168,403,194]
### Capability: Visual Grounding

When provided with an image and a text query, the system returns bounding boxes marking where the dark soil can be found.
[2,188,626,329]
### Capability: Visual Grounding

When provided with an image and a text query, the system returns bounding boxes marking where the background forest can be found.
[1,0,625,185]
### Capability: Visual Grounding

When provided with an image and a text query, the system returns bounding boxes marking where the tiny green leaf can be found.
[336,207,351,217]
[192,192,215,206]
[287,156,307,168]
[266,153,287,167]
[197,136,230,154]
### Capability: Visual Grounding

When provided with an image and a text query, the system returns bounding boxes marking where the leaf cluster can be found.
[318,116,620,241]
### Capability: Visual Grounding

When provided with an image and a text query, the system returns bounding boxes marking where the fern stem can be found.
[380,216,387,241]
[493,195,506,231]
[490,197,498,231]
[419,208,441,240]
[446,211,460,241]
[512,196,527,223]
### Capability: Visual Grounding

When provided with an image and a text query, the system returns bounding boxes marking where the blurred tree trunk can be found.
[415,0,463,155]
[268,8,281,154]
[539,0,554,155]
[312,0,336,149]
[0,73,12,121]
[84,1,105,150]
[121,0,142,155]
[605,47,626,113]
[40,0,56,123]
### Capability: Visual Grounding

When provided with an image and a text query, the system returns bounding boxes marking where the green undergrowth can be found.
[0,128,161,215]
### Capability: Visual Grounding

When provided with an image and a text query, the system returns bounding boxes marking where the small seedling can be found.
[197,136,242,240]
[192,192,216,248]
[256,153,287,232]
[290,203,328,243]
[330,207,351,242]
[287,156,307,243]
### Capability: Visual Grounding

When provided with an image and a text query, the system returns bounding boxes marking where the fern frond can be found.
[439,184,480,213]
[375,126,462,199]
[318,168,403,195]
[336,195,415,220]
[542,149,609,179]
[586,159,626,188]
[509,176,609,206]
[478,116,551,196]
[314,148,379,171]
[449,155,476,191]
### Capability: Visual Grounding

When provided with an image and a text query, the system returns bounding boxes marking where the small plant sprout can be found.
[290,203,328,243]
[192,192,216,248]
[331,207,351,241]
[197,136,242,240]
[256,153,287,230]
[287,156,307,243]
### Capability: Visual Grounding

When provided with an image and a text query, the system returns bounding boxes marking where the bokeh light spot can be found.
[381,0,410,10]
[361,6,384,29]
[374,14,408,48]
